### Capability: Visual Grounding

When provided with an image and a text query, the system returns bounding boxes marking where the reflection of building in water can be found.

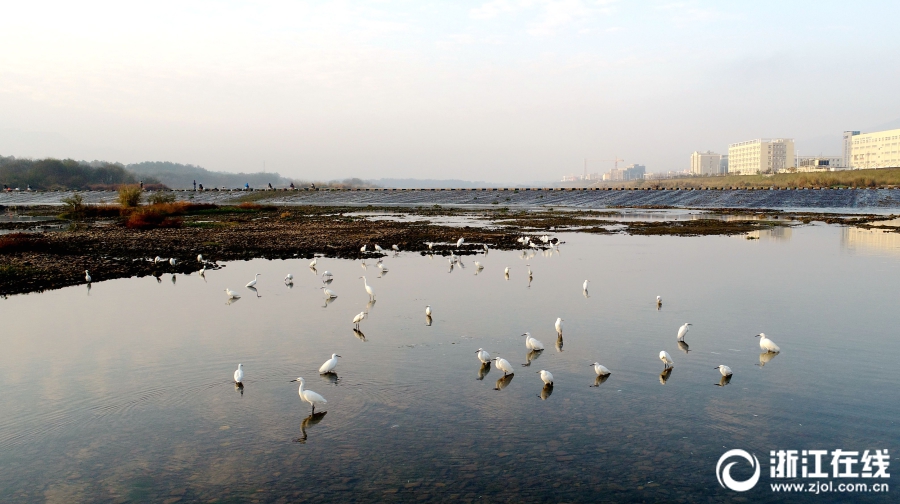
[842,226,900,256]
[746,227,793,241]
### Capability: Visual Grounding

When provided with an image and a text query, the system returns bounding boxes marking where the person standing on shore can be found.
[140,180,143,190]
[193,180,197,191]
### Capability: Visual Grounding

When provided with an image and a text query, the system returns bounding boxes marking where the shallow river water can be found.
[2,223,899,503]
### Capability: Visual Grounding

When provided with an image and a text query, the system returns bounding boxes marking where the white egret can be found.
[526,264,533,278]
[715,365,733,377]
[320,286,338,299]
[199,266,206,277]
[492,357,514,376]
[476,348,491,364]
[234,363,244,383]
[154,256,162,263]
[169,258,177,266]
[538,369,554,385]
[656,296,662,308]
[522,332,545,351]
[322,271,333,279]
[374,244,384,252]
[290,377,327,414]
[426,242,434,249]
[677,323,691,342]
[224,288,241,299]
[583,280,589,292]
[197,254,203,262]
[85,270,92,282]
[309,257,317,268]
[555,318,564,338]
[756,333,781,353]
[392,244,399,252]
[360,245,367,253]
[590,362,611,376]
[319,354,341,374]
[245,274,261,288]
[483,244,489,252]
[359,276,375,300]
[474,261,483,270]
[659,350,674,369]
[425,305,432,316]
[456,237,464,248]
[504,266,510,275]
[352,311,366,328]
[285,273,294,283]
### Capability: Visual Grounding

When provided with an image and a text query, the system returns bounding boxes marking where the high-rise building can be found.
[602,164,646,181]
[843,131,860,168]
[690,151,724,175]
[719,155,729,174]
[727,138,795,175]
[849,128,900,169]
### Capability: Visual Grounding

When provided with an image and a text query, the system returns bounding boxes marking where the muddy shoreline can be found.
[1,205,892,296]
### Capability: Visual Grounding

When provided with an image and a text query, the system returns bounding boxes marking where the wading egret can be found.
[677,323,691,342]
[234,364,244,383]
[285,273,294,283]
[583,280,589,292]
[322,271,333,280]
[456,237,464,248]
[715,365,733,377]
[360,245,367,253]
[504,266,510,276]
[492,357,514,376]
[474,261,483,270]
[352,311,365,328]
[756,333,781,353]
[476,348,491,364]
[197,254,203,262]
[656,295,662,308]
[199,266,206,277]
[425,305,432,316]
[392,244,399,252]
[359,276,375,300]
[290,377,327,414]
[319,354,341,374]
[483,244,489,252]
[590,362,611,376]
[526,264,532,278]
[169,258,177,266]
[225,288,241,299]
[246,273,260,288]
[555,318,564,337]
[309,257,317,268]
[538,369,554,385]
[320,286,337,299]
[426,242,434,249]
[154,256,162,263]
[659,350,674,369]
[522,332,545,351]
[85,270,92,282]
[374,244,384,252]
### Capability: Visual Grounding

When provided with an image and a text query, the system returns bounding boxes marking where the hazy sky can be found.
[2,1,899,182]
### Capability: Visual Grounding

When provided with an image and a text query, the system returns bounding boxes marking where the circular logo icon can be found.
[716,449,761,492]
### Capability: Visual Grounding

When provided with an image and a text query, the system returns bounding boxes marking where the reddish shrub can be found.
[0,233,49,253]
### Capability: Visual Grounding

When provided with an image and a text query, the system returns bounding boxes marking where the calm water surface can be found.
[2,223,899,503]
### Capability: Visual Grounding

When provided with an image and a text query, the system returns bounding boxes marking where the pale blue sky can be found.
[1,1,898,181]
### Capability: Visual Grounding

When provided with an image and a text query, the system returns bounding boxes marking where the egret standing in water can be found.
[504,266,510,277]
[659,350,674,369]
[374,244,384,252]
[392,244,400,252]
[456,237,465,248]
[555,318,564,338]
[677,323,691,342]
[583,280,589,293]
[360,245,367,253]
[309,257,317,268]
[522,332,545,351]
[169,258,177,266]
[715,365,733,377]
[656,295,662,309]
[197,254,203,262]
[359,276,375,300]
[246,273,260,288]
[284,273,294,283]
[224,288,241,299]
[425,305,432,317]
[320,286,338,299]
[476,348,491,364]
[590,362,611,376]
[319,354,341,374]
[526,264,533,279]
[352,311,366,328]
[537,369,554,385]
[290,377,327,414]
[492,357,515,376]
[756,333,781,353]
[85,270,92,283]
[234,363,244,384]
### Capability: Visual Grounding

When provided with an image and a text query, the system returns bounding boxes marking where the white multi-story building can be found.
[602,164,646,181]
[690,151,724,175]
[794,155,843,171]
[727,138,795,175]
[849,128,900,169]
[843,131,860,169]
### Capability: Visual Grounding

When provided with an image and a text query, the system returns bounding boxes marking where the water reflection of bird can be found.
[377,259,388,272]
[539,383,554,400]
[199,266,206,279]
[225,288,241,299]
[659,350,674,369]
[492,357,515,376]
[477,362,491,380]
[756,333,781,353]
[677,341,690,354]
[234,363,244,384]
[522,332,544,351]
[555,336,563,352]
[425,315,432,326]
[366,299,376,313]
[322,296,336,308]
[226,296,241,305]
[494,373,514,391]
[285,273,293,283]
[677,323,691,342]
[476,348,491,364]
[526,264,532,278]
[319,354,341,374]
[716,375,733,387]
[592,374,611,387]
[319,372,339,386]
[235,382,244,396]
[474,261,484,271]
[758,351,778,367]
[294,411,327,443]
[522,348,543,367]
[359,276,375,300]
[86,283,91,294]
[555,318,564,338]
[659,367,673,385]
[352,328,367,342]
[171,274,176,285]
[590,362,611,377]
[504,266,510,278]
[246,273,260,288]
[290,377,327,414]
[715,365,733,377]
[309,257,317,268]
[537,369,554,385]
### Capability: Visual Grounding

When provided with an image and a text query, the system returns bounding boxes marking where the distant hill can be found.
[127,161,293,189]
[0,155,145,190]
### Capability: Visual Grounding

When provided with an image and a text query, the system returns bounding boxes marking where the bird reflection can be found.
[153,271,162,283]
[659,367,673,385]
[758,351,779,367]
[494,373,514,391]
[425,315,433,326]
[171,274,177,285]
[477,362,491,381]
[448,263,454,273]
[235,382,244,396]
[86,283,91,295]
[582,290,589,299]
[322,296,336,308]
[247,286,261,298]
[522,349,543,367]
[715,375,733,387]
[366,299,377,313]
[309,266,317,275]
[556,336,563,352]
[504,272,509,280]
[539,383,554,400]
[286,281,294,289]
[677,341,691,354]
[293,411,327,444]
[592,374,611,388]
[319,372,340,385]
[352,328,367,341]
[527,277,532,288]
[226,296,241,305]
[322,277,333,285]
[377,270,388,278]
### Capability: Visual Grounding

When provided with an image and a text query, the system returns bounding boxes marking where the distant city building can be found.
[690,151,725,175]
[719,154,729,174]
[794,155,843,172]
[561,173,600,182]
[843,131,860,169]
[603,164,645,181]
[849,128,900,169]
[727,138,795,175]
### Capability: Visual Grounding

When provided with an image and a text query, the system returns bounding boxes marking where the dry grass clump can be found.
[124,201,215,229]
[117,185,143,207]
